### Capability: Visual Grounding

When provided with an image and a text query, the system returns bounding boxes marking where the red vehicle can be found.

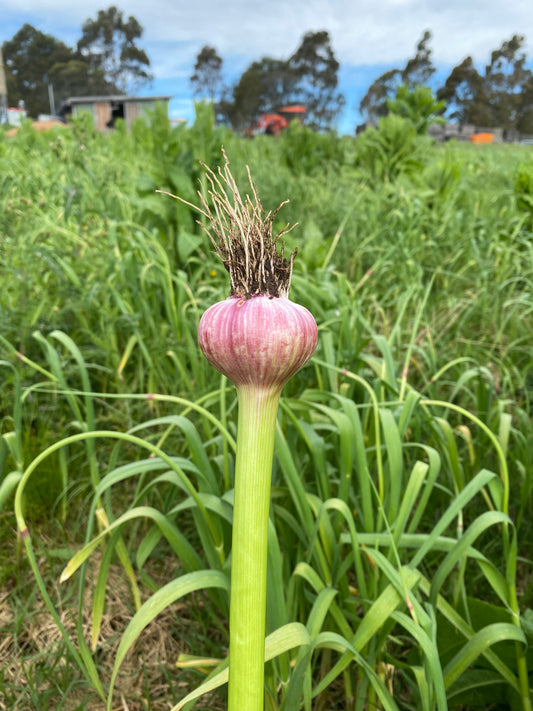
[249,105,306,136]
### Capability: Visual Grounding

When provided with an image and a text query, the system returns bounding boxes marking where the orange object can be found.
[249,106,306,136]
[254,113,288,135]
[470,132,494,144]
[278,105,306,114]
[5,119,66,137]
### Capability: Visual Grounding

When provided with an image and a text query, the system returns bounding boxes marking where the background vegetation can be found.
[1,103,533,709]
[2,6,153,119]
[3,5,533,136]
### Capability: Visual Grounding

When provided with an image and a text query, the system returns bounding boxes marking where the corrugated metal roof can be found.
[63,94,172,105]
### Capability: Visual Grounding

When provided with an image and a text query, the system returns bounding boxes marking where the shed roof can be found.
[63,94,173,105]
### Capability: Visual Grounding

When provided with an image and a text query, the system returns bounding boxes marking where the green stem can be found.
[228,385,281,711]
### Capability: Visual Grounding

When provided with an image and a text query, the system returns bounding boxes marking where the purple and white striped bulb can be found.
[198,294,318,393]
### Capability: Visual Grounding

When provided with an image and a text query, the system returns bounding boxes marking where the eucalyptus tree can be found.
[77,5,153,94]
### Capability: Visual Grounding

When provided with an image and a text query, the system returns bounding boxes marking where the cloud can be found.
[2,0,532,134]
[2,0,532,70]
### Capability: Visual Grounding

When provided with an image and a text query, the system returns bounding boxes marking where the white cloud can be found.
[3,0,532,133]
[2,0,532,70]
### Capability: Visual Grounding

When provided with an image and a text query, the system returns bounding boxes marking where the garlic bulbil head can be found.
[198,294,317,392]
[194,150,318,393]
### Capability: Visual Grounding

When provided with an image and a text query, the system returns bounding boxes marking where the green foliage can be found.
[1,108,533,710]
[9,321,532,709]
[278,122,345,175]
[515,158,533,218]
[354,114,427,180]
[386,84,446,135]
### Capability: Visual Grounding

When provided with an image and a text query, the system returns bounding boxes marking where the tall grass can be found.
[1,105,533,709]
[8,320,531,709]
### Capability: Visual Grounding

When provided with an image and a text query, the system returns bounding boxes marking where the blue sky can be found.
[2,0,532,134]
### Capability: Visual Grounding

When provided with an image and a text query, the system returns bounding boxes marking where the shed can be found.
[59,94,173,130]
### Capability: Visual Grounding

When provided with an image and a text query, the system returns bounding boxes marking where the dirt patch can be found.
[5,120,67,137]
[0,550,226,710]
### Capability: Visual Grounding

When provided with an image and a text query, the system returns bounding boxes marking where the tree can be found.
[437,35,533,132]
[359,68,401,123]
[219,57,292,131]
[402,30,435,87]
[3,23,116,117]
[518,74,533,134]
[484,35,532,130]
[286,31,345,130]
[219,31,344,132]
[436,56,491,125]
[3,10,152,118]
[3,24,70,116]
[360,30,435,122]
[190,45,223,102]
[3,24,93,117]
[77,5,153,93]
[49,59,113,103]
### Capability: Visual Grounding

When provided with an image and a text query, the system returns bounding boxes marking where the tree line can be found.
[191,32,344,131]
[2,6,152,119]
[195,30,533,135]
[359,30,533,135]
[3,6,533,135]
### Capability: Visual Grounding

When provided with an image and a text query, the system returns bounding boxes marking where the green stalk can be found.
[179,151,317,710]
[228,385,281,711]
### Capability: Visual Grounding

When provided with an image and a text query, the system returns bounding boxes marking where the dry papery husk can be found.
[0,548,226,711]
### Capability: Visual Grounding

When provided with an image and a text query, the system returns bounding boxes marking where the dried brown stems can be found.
[158,149,297,299]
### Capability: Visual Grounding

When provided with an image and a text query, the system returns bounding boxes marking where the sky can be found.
[2,0,533,133]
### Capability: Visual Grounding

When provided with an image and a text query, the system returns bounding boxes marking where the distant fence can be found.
[357,120,530,144]
[427,123,533,144]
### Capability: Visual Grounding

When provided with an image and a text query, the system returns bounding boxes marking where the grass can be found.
[1,105,533,709]
[0,515,224,711]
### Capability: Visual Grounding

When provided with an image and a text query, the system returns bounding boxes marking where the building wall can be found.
[94,102,112,131]
[70,98,169,131]
[124,102,141,127]
[72,102,96,116]
[125,100,166,126]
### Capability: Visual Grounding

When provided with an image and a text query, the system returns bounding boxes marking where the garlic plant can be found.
[195,152,318,710]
